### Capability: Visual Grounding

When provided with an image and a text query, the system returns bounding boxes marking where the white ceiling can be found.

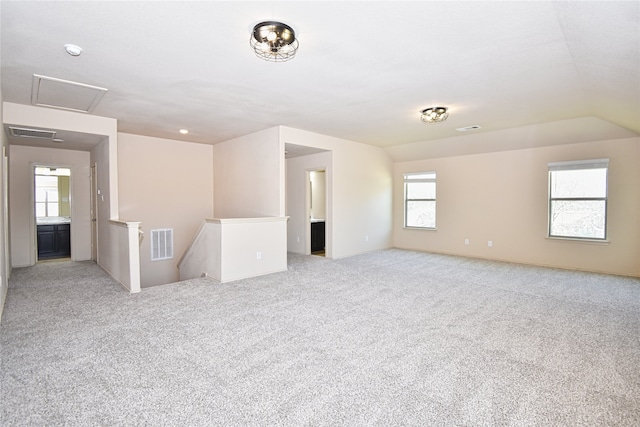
[1,1,638,157]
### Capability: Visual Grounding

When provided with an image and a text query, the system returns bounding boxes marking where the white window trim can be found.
[547,159,609,241]
[404,172,436,229]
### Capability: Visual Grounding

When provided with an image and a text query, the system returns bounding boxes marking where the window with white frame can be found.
[35,175,59,218]
[548,159,608,240]
[404,172,436,229]
[34,166,70,218]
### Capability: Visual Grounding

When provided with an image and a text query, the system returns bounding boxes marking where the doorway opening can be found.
[309,169,326,256]
[34,166,71,261]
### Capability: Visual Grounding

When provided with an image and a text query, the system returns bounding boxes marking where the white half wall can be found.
[219,217,287,282]
[108,219,141,293]
[178,217,288,283]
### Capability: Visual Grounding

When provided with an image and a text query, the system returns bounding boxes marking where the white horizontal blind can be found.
[548,158,609,171]
[151,228,173,261]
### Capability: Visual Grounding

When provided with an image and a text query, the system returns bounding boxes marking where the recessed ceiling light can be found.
[179,129,189,135]
[64,44,83,56]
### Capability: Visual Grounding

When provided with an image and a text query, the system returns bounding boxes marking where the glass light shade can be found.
[421,107,449,124]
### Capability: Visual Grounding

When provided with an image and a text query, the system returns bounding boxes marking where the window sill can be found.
[546,236,610,245]
[403,226,437,231]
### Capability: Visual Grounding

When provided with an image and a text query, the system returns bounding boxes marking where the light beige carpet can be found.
[1,249,639,426]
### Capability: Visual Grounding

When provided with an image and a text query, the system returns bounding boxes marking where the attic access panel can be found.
[31,74,108,113]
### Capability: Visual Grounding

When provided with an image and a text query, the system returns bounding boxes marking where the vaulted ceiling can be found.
[1,1,638,156]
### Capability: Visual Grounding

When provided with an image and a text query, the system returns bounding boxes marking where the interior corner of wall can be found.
[108,134,119,219]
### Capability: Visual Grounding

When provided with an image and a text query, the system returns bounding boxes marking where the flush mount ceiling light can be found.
[250,21,299,62]
[420,107,449,124]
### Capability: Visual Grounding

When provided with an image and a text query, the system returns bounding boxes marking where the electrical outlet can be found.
[464,238,469,245]
[488,240,493,247]
[297,236,300,243]
[256,252,262,260]
[365,235,369,242]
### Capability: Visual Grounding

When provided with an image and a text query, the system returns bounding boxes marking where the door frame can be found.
[90,162,98,262]
[305,168,326,255]
[31,163,73,263]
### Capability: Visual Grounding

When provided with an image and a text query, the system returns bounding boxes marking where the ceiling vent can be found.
[456,125,482,132]
[31,74,108,113]
[8,126,57,140]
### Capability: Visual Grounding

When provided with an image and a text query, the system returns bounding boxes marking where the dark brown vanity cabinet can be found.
[37,223,71,260]
[311,221,325,253]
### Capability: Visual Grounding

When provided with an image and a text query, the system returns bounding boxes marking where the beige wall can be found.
[282,127,393,259]
[118,133,213,287]
[117,133,214,287]
[393,137,640,277]
[9,145,91,267]
[310,170,326,220]
[212,127,283,218]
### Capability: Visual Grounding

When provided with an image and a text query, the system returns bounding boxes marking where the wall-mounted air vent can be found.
[151,228,174,261]
[456,125,482,132]
[9,126,57,140]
